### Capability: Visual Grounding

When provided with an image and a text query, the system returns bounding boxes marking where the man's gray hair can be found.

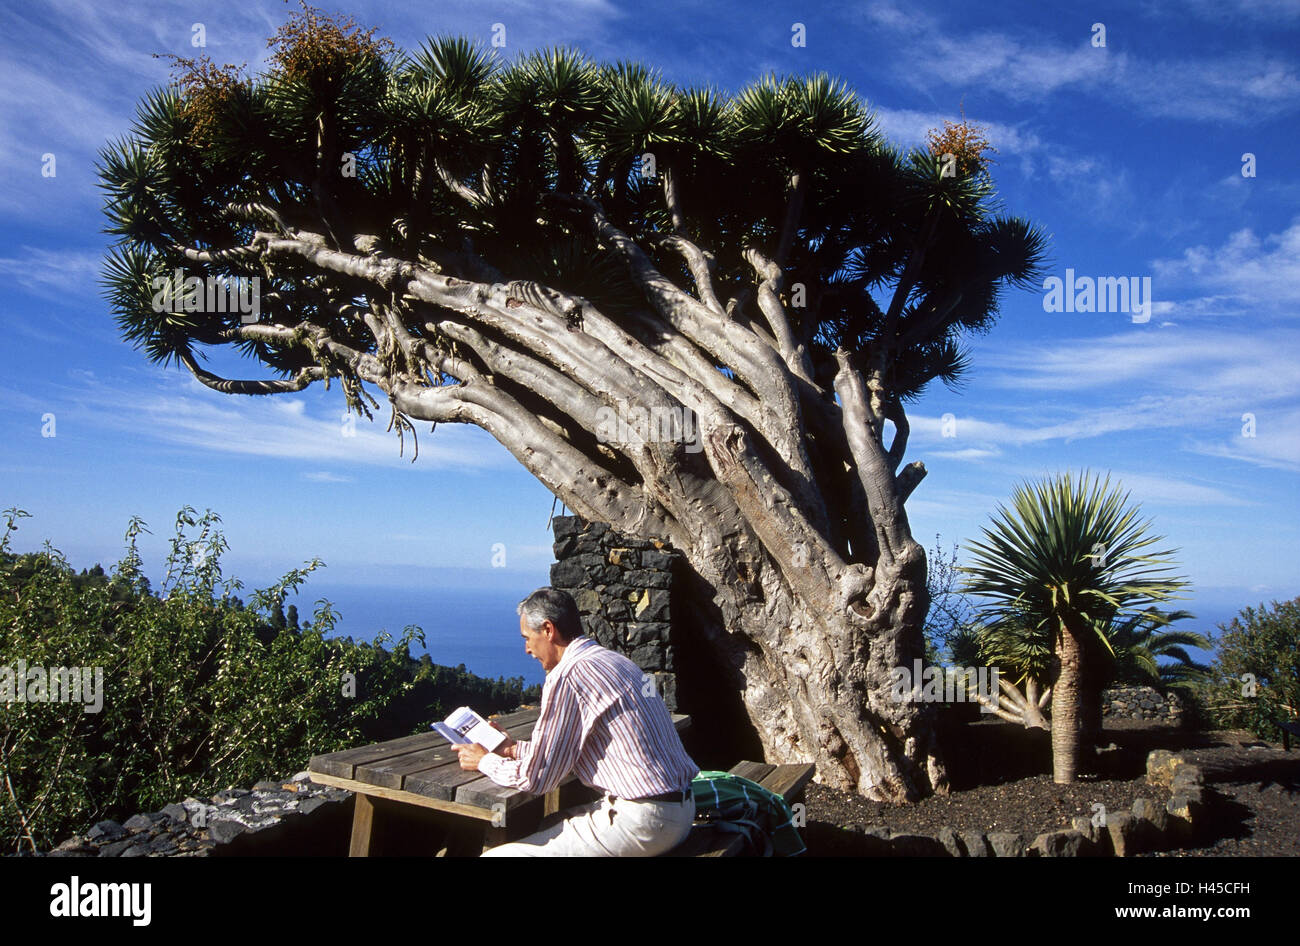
[517,587,583,642]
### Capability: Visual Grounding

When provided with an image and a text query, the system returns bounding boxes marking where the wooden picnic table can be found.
[309,706,691,856]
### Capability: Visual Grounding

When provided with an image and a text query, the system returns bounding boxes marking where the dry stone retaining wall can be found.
[549,516,681,710]
[1102,685,1186,724]
[41,773,354,857]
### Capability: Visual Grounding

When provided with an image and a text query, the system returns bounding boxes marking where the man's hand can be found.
[451,742,489,771]
[489,720,517,757]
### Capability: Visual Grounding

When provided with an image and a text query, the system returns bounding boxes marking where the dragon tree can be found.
[99,8,1047,802]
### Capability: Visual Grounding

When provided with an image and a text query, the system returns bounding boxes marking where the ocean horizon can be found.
[284,583,547,686]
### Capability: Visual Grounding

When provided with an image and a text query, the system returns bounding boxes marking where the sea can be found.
[287,584,546,686]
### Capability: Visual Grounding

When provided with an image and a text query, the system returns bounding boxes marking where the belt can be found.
[607,787,691,804]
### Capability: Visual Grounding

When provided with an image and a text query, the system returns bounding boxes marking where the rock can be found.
[850,825,893,855]
[624,568,671,589]
[629,641,665,670]
[549,558,588,588]
[252,780,282,792]
[634,589,671,622]
[551,516,582,541]
[1132,796,1168,832]
[987,832,1026,857]
[53,836,93,853]
[298,796,328,816]
[148,838,178,856]
[1167,789,1206,833]
[959,830,992,857]
[1106,812,1138,857]
[1071,816,1099,845]
[1171,765,1204,792]
[87,820,126,841]
[640,549,676,570]
[160,803,189,824]
[607,548,636,567]
[206,820,247,844]
[119,845,149,857]
[1146,750,1184,789]
[936,826,963,857]
[572,588,601,614]
[123,814,154,833]
[1131,797,1168,851]
[888,831,948,856]
[1031,829,1087,857]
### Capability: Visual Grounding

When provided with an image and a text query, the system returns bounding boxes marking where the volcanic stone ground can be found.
[801,717,1300,856]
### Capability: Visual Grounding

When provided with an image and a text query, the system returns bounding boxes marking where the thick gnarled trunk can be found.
[673,499,946,803]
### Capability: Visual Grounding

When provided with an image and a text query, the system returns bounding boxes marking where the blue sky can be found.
[1,0,1297,642]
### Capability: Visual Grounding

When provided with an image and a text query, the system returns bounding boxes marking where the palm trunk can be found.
[1051,625,1084,783]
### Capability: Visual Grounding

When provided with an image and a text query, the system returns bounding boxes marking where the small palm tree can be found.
[961,471,1187,783]
[1104,608,1212,692]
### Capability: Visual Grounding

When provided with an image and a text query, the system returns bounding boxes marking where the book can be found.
[432,706,508,752]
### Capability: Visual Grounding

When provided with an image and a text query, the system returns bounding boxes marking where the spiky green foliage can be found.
[1105,608,1212,693]
[961,471,1188,653]
[98,13,1046,409]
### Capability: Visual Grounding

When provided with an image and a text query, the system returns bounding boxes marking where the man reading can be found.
[450,587,698,856]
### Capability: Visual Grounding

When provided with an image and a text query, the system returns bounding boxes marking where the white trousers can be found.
[481,794,695,857]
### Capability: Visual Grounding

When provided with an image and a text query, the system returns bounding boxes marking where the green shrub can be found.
[0,506,538,852]
[1199,596,1300,742]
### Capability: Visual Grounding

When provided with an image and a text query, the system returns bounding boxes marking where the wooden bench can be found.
[668,760,816,857]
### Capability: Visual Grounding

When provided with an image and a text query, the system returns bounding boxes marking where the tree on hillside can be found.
[97,7,1047,801]
[961,472,1187,782]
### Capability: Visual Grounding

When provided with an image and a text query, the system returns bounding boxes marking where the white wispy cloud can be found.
[1151,218,1300,308]
[855,0,1300,123]
[4,368,516,472]
[302,471,355,483]
[0,245,103,298]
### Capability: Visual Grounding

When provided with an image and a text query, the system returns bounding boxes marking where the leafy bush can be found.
[1199,597,1300,742]
[0,507,538,852]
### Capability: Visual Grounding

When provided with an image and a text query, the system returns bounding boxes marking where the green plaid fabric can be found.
[690,770,806,856]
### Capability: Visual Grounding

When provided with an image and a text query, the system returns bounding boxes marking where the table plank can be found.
[357,745,461,789]
[310,731,444,779]
[405,764,485,801]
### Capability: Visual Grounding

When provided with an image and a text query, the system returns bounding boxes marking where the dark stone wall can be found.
[549,516,679,710]
[548,516,763,767]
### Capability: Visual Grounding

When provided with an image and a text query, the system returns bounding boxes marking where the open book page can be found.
[433,706,507,751]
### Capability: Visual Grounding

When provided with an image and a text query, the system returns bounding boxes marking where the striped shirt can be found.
[477,637,698,798]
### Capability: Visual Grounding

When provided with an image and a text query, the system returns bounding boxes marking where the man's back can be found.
[551,637,698,797]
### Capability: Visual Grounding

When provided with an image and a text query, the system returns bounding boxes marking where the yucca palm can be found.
[961,472,1187,782]
[96,9,1048,801]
